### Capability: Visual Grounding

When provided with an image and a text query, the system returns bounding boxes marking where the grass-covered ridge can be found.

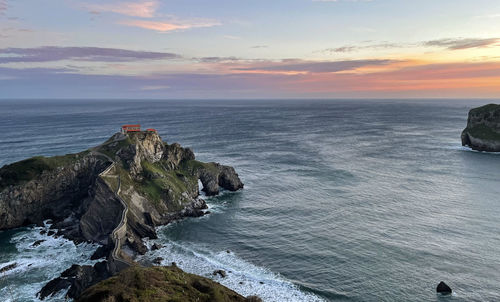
[466,124,500,141]
[0,151,88,191]
[76,265,250,302]
[469,103,500,115]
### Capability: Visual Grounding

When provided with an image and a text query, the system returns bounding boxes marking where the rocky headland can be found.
[461,104,500,152]
[0,129,245,301]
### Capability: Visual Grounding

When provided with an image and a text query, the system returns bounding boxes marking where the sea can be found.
[0,99,499,302]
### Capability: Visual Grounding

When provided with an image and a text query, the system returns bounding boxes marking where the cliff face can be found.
[0,130,244,300]
[461,104,500,152]
[0,153,108,232]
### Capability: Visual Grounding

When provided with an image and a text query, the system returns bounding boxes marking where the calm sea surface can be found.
[1,99,500,301]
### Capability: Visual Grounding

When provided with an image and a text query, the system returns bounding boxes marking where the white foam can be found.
[140,233,325,302]
[0,222,99,302]
[446,144,500,154]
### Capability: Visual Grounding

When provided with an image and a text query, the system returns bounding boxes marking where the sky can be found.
[1,0,500,99]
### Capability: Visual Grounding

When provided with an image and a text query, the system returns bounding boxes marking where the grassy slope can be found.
[0,151,89,191]
[466,124,500,141]
[76,265,247,302]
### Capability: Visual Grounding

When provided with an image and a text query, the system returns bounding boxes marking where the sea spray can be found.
[0,222,98,302]
[139,236,325,302]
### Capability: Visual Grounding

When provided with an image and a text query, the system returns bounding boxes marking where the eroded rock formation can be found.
[461,104,500,152]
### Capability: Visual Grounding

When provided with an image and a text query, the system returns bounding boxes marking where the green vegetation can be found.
[97,137,133,160]
[181,160,219,175]
[0,151,87,191]
[466,124,500,141]
[470,104,500,115]
[76,265,248,302]
[138,161,198,210]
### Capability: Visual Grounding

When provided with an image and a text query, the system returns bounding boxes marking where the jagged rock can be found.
[126,236,148,255]
[38,278,72,300]
[39,262,110,300]
[196,163,244,196]
[213,269,227,278]
[436,281,452,294]
[462,104,500,152]
[0,262,17,274]
[151,243,163,250]
[90,245,111,260]
[31,239,45,247]
[153,257,164,265]
[163,143,195,170]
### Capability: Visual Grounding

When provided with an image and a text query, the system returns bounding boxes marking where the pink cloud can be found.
[120,19,220,32]
[85,1,158,18]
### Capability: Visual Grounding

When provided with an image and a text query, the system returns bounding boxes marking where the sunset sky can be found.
[1,0,500,98]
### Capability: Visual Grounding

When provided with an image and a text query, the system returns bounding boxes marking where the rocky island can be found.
[461,104,500,152]
[0,128,250,301]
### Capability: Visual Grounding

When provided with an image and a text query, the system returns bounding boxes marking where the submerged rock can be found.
[461,104,500,152]
[31,239,45,247]
[436,281,452,294]
[151,243,163,250]
[0,262,17,274]
[213,269,227,278]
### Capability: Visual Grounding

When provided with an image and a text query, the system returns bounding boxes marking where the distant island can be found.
[462,104,500,152]
[0,126,257,301]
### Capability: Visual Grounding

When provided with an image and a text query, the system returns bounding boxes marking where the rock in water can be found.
[151,243,163,250]
[461,104,500,152]
[436,281,452,294]
[213,269,227,278]
[31,239,45,247]
[0,262,17,274]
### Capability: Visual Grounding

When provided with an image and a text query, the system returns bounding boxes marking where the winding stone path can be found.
[96,153,131,273]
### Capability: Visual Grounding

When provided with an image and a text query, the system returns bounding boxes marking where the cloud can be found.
[196,56,243,63]
[423,38,500,50]
[250,45,268,49]
[2,61,500,98]
[0,46,180,64]
[119,19,220,32]
[84,1,159,18]
[235,59,397,73]
[323,43,402,53]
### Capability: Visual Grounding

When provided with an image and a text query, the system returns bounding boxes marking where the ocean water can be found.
[0,99,500,301]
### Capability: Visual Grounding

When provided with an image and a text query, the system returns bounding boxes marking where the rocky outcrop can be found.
[197,163,244,196]
[436,281,452,294]
[163,142,195,169]
[461,104,500,152]
[0,129,243,300]
[38,262,111,300]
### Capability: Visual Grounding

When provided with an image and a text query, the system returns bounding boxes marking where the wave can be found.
[0,221,98,302]
[139,231,325,302]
